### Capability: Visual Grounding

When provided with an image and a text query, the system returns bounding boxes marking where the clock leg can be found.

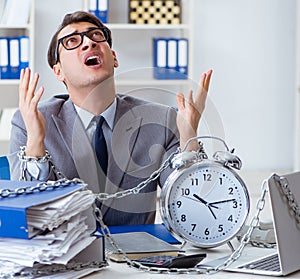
[179,240,188,251]
[227,241,235,252]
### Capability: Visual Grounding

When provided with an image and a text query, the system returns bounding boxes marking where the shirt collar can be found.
[74,98,117,130]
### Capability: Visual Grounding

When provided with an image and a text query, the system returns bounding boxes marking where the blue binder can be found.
[19,36,30,71]
[89,0,108,23]
[0,37,9,79]
[166,38,177,79]
[8,37,20,79]
[153,38,188,80]
[176,38,188,79]
[107,223,181,244]
[0,181,86,239]
[153,38,167,79]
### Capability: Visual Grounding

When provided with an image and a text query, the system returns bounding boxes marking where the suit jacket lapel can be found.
[51,99,101,193]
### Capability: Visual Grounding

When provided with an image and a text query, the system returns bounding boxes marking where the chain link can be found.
[0,178,84,198]
[18,146,66,181]
[95,149,180,202]
[274,174,300,224]
[13,261,108,278]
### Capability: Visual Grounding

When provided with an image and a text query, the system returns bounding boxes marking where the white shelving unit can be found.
[0,0,35,155]
[83,0,194,105]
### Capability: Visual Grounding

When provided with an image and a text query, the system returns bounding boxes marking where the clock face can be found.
[161,162,250,248]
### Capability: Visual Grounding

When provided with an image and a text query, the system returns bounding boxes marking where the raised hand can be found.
[19,68,46,156]
[176,69,213,150]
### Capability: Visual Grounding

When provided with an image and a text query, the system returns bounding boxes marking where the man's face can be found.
[54,22,118,91]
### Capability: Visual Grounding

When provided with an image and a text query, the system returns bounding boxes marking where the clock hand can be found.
[193,194,219,209]
[208,205,217,220]
[193,194,218,219]
[209,198,236,206]
[193,193,208,205]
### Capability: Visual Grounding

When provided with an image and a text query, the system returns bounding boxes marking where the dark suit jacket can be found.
[9,94,179,226]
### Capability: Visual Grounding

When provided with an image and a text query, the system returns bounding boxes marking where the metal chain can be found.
[13,143,300,276]
[95,149,180,202]
[18,146,66,181]
[0,178,85,198]
[274,174,300,223]
[14,261,108,278]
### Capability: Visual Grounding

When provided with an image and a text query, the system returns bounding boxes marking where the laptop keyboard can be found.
[238,254,280,272]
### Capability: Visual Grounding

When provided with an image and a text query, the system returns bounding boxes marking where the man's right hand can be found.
[19,68,46,157]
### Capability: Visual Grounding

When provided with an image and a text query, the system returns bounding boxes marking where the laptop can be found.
[200,171,300,276]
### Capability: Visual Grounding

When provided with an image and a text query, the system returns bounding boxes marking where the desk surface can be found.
[85,242,300,279]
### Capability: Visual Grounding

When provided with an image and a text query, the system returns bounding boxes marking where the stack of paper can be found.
[27,188,95,236]
[0,214,93,266]
[0,180,106,278]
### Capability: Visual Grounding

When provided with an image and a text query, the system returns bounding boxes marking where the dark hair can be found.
[47,11,112,68]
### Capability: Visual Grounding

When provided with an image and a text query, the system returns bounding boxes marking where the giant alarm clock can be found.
[160,136,250,248]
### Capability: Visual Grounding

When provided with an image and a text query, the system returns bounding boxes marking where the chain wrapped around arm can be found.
[17,146,66,181]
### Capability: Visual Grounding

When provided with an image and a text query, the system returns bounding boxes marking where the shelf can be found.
[115,78,190,86]
[0,24,31,29]
[0,80,19,85]
[106,23,189,30]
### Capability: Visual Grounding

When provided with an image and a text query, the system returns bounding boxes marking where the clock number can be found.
[219,177,223,185]
[181,214,187,222]
[203,173,212,181]
[191,224,196,231]
[204,228,210,235]
[228,187,234,195]
[218,224,224,232]
[191,178,199,186]
[181,188,190,196]
[228,215,233,222]
[176,200,182,208]
[233,200,238,208]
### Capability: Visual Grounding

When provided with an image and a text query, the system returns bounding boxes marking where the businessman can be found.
[9,11,212,226]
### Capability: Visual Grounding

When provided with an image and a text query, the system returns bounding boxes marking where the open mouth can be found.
[85,55,101,66]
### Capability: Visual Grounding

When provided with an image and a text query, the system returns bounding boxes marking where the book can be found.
[0,180,94,239]
[105,232,180,262]
[108,223,181,244]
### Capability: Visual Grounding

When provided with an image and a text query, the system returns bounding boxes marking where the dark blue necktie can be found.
[94,116,108,176]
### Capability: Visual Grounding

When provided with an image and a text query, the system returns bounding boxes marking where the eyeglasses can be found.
[55,27,110,63]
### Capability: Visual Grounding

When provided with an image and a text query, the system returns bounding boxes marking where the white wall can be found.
[33,0,297,171]
[192,0,297,170]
